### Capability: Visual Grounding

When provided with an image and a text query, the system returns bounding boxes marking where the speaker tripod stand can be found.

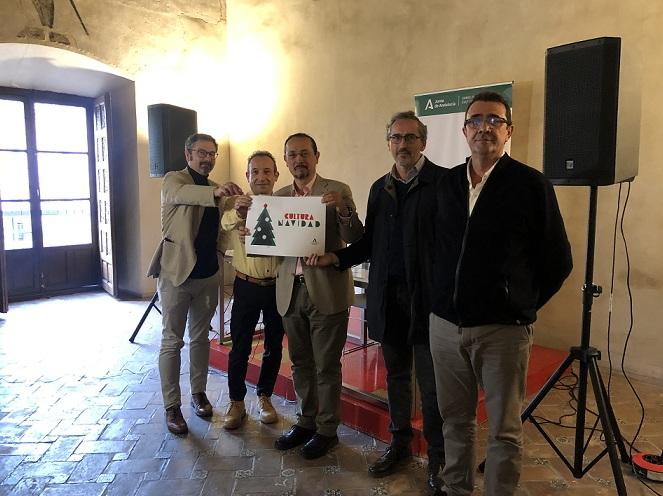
[129,291,161,343]
[522,185,630,494]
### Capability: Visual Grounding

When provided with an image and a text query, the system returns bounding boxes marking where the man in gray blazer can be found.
[273,133,363,459]
[148,133,242,435]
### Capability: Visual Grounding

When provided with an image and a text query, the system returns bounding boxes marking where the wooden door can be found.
[0,90,100,299]
[94,94,117,297]
[0,191,7,313]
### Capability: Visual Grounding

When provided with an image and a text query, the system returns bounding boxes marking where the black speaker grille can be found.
[543,37,621,185]
[148,104,198,178]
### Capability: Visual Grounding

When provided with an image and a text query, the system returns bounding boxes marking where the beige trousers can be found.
[429,313,533,496]
[282,281,349,437]
[158,272,219,410]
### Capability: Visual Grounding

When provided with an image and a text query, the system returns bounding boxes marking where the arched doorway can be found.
[0,43,137,306]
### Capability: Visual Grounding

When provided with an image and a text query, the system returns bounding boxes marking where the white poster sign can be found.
[245,195,326,257]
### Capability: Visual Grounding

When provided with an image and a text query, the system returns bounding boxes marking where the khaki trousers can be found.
[158,272,219,410]
[282,281,349,437]
[429,313,533,496]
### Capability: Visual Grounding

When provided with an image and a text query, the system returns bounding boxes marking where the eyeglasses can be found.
[464,116,510,130]
[388,133,421,144]
[190,148,219,159]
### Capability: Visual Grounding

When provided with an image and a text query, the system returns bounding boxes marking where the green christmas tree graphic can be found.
[251,203,276,246]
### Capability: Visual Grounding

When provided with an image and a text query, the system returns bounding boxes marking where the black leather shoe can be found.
[300,433,339,459]
[427,472,444,495]
[368,446,412,477]
[165,406,188,435]
[191,392,213,418]
[427,458,445,495]
[275,425,316,450]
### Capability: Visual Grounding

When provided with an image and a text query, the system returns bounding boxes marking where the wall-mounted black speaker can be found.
[543,37,636,185]
[147,104,197,177]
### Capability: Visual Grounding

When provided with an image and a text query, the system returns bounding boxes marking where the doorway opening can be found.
[0,88,99,299]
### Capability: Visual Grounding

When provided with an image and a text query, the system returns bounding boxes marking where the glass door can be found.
[0,92,99,299]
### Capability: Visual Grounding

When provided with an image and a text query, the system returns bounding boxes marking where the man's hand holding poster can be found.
[244,195,326,257]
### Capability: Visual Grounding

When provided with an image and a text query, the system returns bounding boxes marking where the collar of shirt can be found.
[466,154,502,190]
[390,154,425,184]
[467,154,503,215]
[292,174,317,196]
[187,166,209,186]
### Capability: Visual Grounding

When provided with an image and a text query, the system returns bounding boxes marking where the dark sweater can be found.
[187,167,219,279]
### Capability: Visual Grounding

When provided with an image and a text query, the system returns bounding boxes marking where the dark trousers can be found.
[227,276,284,400]
[381,281,445,464]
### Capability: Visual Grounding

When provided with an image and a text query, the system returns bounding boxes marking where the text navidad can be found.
[278,212,321,228]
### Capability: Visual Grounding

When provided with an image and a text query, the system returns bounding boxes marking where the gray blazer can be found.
[274,175,363,316]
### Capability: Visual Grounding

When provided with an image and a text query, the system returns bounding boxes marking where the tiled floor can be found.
[0,291,661,495]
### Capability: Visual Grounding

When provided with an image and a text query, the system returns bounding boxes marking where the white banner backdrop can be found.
[414,82,513,169]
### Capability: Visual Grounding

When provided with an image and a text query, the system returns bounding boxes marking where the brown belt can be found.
[235,270,276,287]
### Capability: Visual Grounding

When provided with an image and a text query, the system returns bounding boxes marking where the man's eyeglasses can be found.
[190,148,219,159]
[464,116,510,130]
[388,133,421,144]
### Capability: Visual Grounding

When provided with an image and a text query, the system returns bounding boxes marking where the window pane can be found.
[0,151,30,200]
[38,153,91,199]
[41,200,92,247]
[34,103,88,152]
[0,99,27,150]
[1,201,33,250]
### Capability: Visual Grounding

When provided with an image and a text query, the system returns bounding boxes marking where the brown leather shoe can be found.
[191,392,213,418]
[222,400,246,430]
[257,394,278,424]
[165,406,188,435]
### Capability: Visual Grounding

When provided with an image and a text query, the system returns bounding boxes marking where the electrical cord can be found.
[615,182,660,494]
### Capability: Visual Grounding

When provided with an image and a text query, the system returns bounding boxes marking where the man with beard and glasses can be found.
[269,133,363,459]
[307,111,446,494]
[148,133,243,435]
[429,92,572,495]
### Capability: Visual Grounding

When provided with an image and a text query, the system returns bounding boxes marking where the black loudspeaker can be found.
[543,37,636,185]
[147,104,198,177]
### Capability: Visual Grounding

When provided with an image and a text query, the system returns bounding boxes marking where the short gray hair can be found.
[185,133,218,151]
[385,111,427,142]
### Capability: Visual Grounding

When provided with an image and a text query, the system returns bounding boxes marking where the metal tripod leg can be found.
[587,356,627,495]
[129,291,161,343]
[595,366,630,463]
[521,353,575,420]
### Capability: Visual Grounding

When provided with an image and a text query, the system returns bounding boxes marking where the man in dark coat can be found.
[308,111,445,494]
